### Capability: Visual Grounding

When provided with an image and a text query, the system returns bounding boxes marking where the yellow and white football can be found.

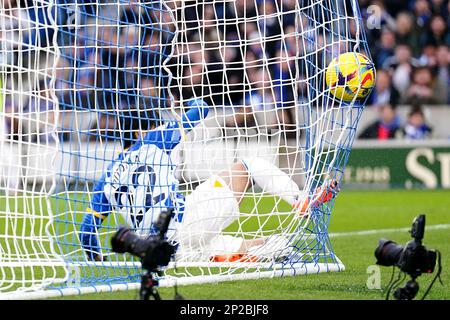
[326,52,376,102]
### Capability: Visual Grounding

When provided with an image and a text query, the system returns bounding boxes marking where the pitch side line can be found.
[329,224,450,238]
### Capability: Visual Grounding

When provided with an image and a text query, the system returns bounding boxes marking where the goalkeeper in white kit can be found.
[79,99,339,262]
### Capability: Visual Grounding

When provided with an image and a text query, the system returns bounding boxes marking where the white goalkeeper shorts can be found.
[175,175,243,260]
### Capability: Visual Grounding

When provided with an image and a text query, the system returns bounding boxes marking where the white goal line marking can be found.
[329,224,450,238]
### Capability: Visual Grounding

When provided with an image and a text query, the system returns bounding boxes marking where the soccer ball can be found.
[325,52,376,102]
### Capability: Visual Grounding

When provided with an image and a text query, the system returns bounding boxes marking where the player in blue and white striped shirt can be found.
[79,98,339,262]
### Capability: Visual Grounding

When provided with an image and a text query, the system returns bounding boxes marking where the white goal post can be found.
[0,0,372,299]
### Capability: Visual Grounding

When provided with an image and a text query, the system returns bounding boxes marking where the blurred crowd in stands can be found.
[1,0,449,144]
[358,0,450,140]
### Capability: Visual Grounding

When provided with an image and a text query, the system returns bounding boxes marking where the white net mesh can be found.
[0,0,373,297]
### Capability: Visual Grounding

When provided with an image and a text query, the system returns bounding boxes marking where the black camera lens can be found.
[375,239,404,267]
[111,226,145,256]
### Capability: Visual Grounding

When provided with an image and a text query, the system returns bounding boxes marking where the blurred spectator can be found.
[257,0,280,37]
[202,4,222,41]
[246,68,275,110]
[413,0,433,29]
[402,66,448,105]
[383,44,421,94]
[272,48,295,109]
[419,44,438,66]
[139,77,160,109]
[214,43,244,105]
[233,0,257,18]
[54,57,72,109]
[248,31,265,59]
[75,51,100,110]
[395,12,421,55]
[228,68,275,129]
[281,0,296,27]
[373,29,397,69]
[403,106,433,139]
[370,69,400,106]
[2,0,26,48]
[359,104,402,140]
[426,15,450,47]
[435,45,450,103]
[24,81,56,143]
[257,0,281,53]
[21,0,55,48]
[3,99,20,141]
[283,25,298,57]
[120,1,152,26]
[430,0,449,16]
[220,0,257,40]
[120,84,158,149]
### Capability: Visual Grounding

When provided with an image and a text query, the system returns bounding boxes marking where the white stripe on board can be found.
[329,224,450,238]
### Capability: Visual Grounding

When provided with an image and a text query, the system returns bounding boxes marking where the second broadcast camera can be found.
[374,214,441,300]
[375,215,437,278]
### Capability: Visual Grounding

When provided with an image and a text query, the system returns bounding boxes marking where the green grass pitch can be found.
[46,189,449,300]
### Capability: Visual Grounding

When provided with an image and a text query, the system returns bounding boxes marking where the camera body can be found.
[375,215,437,278]
[111,209,175,272]
[397,237,437,278]
[374,214,442,300]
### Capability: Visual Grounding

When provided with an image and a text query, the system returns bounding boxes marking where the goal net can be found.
[0,0,373,298]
